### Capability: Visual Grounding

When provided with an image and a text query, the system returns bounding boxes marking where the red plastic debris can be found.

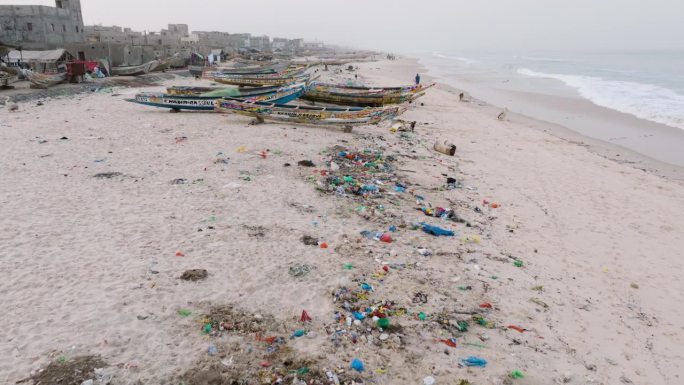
[301,310,312,322]
[479,302,493,309]
[382,265,389,272]
[259,361,272,367]
[490,203,500,208]
[259,150,268,159]
[319,242,328,249]
[261,336,277,344]
[175,251,185,257]
[483,199,489,205]
[439,338,457,348]
[379,233,392,243]
[507,325,527,333]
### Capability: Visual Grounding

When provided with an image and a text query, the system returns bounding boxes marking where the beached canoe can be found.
[166,84,283,96]
[214,98,405,128]
[302,82,434,107]
[111,60,159,76]
[21,69,67,89]
[212,71,310,87]
[126,83,306,112]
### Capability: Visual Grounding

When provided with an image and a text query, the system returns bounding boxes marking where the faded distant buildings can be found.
[0,0,85,49]
[1,0,328,66]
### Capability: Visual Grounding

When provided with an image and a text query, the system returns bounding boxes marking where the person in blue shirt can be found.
[415,73,421,85]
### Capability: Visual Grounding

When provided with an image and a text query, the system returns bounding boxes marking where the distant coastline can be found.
[416,52,684,174]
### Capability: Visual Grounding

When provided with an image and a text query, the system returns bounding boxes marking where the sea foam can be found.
[518,68,684,129]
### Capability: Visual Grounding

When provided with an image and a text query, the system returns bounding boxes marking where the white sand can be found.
[1,59,683,385]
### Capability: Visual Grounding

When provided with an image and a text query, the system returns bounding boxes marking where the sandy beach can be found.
[1,57,683,385]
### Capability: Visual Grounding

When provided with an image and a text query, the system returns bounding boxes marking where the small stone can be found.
[379,333,389,341]
[136,315,148,320]
[630,283,639,289]
[180,269,208,281]
[584,362,597,371]
[560,372,573,383]
[81,380,94,385]
[423,376,436,385]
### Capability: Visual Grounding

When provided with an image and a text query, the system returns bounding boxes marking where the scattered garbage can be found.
[433,141,456,156]
[350,358,365,372]
[298,160,315,167]
[421,223,455,236]
[460,356,487,367]
[510,369,525,379]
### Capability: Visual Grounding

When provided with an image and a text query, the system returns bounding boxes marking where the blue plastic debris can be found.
[350,358,365,372]
[460,356,487,367]
[361,283,373,291]
[421,223,455,236]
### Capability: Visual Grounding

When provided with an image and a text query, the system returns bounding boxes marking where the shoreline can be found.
[414,56,684,180]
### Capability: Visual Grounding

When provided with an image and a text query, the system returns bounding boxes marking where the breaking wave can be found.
[517,68,684,129]
[432,53,480,65]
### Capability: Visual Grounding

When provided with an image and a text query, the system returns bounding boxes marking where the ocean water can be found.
[420,51,684,130]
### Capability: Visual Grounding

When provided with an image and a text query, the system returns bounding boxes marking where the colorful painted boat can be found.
[214,98,405,128]
[126,83,306,111]
[212,72,310,87]
[302,82,434,107]
[111,60,159,76]
[166,84,282,96]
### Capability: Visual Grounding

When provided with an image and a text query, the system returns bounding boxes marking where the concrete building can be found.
[246,35,270,52]
[0,0,85,49]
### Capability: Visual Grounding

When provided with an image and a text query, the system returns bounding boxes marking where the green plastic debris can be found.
[490,275,498,280]
[456,320,469,332]
[418,312,427,321]
[56,355,68,364]
[178,309,191,317]
[343,176,354,183]
[514,260,524,267]
[462,342,487,348]
[296,367,310,375]
[343,263,354,270]
[203,323,212,334]
[377,318,390,329]
[510,370,525,379]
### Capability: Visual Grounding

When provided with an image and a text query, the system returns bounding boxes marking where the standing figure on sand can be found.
[415,73,421,85]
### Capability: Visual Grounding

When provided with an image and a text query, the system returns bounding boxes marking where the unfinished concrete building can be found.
[0,0,85,49]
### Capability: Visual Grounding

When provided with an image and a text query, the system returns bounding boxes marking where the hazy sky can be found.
[5,0,684,52]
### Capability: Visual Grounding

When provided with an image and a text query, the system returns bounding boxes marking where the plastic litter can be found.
[300,310,312,322]
[507,325,527,333]
[510,370,525,379]
[350,358,365,372]
[377,318,390,329]
[421,223,455,236]
[208,344,218,355]
[514,260,524,267]
[418,312,427,321]
[440,338,457,348]
[423,376,436,385]
[292,329,307,338]
[460,356,487,367]
[379,233,392,243]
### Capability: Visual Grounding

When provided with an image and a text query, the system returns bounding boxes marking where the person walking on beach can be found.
[415,73,421,85]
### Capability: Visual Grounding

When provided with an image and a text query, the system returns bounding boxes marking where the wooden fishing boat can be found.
[302,82,434,107]
[212,71,310,87]
[126,83,306,112]
[214,98,405,129]
[151,58,172,72]
[166,84,282,96]
[111,60,159,76]
[21,69,67,89]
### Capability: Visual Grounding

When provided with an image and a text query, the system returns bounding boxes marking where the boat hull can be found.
[214,99,404,127]
[111,60,159,76]
[301,83,432,106]
[127,84,305,111]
